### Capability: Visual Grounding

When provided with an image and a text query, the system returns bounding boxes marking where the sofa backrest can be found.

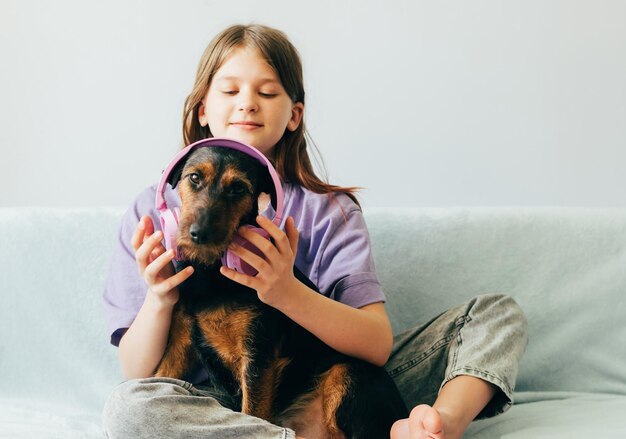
[0,208,123,413]
[365,207,626,396]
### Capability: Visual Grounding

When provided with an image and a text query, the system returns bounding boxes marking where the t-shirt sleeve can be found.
[102,187,161,346]
[315,202,386,309]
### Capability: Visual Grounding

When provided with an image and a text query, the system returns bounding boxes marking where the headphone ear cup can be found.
[222,225,270,276]
[159,207,181,258]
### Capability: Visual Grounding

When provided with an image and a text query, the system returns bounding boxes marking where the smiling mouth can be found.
[231,122,263,129]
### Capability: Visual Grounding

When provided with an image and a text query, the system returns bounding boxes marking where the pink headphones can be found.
[155,137,284,276]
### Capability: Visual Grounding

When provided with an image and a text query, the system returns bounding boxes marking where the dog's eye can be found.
[229,183,248,196]
[188,173,201,185]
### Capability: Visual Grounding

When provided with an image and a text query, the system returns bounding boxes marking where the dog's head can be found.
[167,146,276,266]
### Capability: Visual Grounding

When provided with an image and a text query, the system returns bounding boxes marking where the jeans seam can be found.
[388,313,470,378]
[449,326,461,373]
[282,427,297,439]
[449,312,469,374]
[388,332,455,377]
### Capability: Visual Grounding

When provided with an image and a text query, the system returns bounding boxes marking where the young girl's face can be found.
[199,46,304,157]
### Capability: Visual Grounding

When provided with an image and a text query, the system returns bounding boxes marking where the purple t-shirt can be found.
[102,181,385,381]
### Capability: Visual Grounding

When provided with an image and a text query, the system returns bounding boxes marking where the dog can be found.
[153,143,408,438]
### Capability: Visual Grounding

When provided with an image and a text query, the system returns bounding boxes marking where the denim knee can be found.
[102,378,190,437]
[102,379,154,438]
[481,293,529,344]
[102,377,294,439]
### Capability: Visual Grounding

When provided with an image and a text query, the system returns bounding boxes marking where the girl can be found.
[102,24,527,439]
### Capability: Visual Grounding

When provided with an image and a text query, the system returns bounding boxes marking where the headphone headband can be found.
[155,137,284,226]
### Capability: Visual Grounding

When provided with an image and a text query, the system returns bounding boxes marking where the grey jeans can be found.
[102,294,528,438]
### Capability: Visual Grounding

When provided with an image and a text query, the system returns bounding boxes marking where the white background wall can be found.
[1,0,625,209]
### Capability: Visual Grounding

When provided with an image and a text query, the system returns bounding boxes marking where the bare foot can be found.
[390,404,445,439]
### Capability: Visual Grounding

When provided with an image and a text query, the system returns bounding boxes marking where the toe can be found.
[408,405,444,438]
[423,408,444,435]
[390,419,410,439]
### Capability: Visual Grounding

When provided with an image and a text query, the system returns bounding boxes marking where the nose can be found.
[189,223,210,244]
[237,90,258,113]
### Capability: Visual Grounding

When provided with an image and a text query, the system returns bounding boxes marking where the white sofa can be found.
[2,207,625,438]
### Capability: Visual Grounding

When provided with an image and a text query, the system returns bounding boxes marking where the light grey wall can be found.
[2,0,625,209]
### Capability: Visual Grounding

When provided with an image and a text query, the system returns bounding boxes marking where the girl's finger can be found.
[256,215,292,256]
[220,265,256,289]
[130,217,147,252]
[135,231,164,272]
[131,216,156,252]
[142,217,155,245]
[143,248,176,284]
[238,225,279,260]
[148,244,167,265]
[229,243,268,274]
[153,266,195,295]
[143,216,155,236]
[285,216,299,256]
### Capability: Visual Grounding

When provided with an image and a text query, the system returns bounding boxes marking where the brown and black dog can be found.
[154,146,408,438]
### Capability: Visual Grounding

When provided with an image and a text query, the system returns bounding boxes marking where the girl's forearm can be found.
[118,292,174,379]
[277,282,393,366]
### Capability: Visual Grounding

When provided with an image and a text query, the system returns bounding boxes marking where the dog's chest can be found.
[194,304,260,375]
[180,264,286,384]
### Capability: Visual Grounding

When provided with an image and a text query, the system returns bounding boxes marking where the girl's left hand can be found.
[220,215,300,309]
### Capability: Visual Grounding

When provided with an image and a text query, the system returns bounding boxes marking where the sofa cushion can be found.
[466,392,626,438]
[0,398,102,439]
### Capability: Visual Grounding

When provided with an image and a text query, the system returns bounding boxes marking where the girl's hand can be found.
[131,216,194,308]
[220,215,300,309]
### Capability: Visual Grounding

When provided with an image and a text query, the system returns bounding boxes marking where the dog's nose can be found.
[189,223,209,244]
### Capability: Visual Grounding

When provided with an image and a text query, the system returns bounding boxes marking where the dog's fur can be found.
[154,146,408,438]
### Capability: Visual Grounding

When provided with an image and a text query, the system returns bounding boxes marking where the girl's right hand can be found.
[131,215,194,308]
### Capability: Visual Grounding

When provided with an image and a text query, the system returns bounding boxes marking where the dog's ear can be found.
[166,157,187,189]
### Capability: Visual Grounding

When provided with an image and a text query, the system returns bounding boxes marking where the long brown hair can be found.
[182,24,360,205]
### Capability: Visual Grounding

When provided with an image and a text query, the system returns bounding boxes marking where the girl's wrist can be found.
[272,278,313,316]
[145,289,177,314]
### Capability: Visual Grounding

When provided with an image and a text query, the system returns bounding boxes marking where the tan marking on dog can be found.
[252,354,292,421]
[321,364,351,439]
[275,389,325,437]
[196,306,259,412]
[275,364,351,438]
[155,307,197,378]
[220,165,254,192]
